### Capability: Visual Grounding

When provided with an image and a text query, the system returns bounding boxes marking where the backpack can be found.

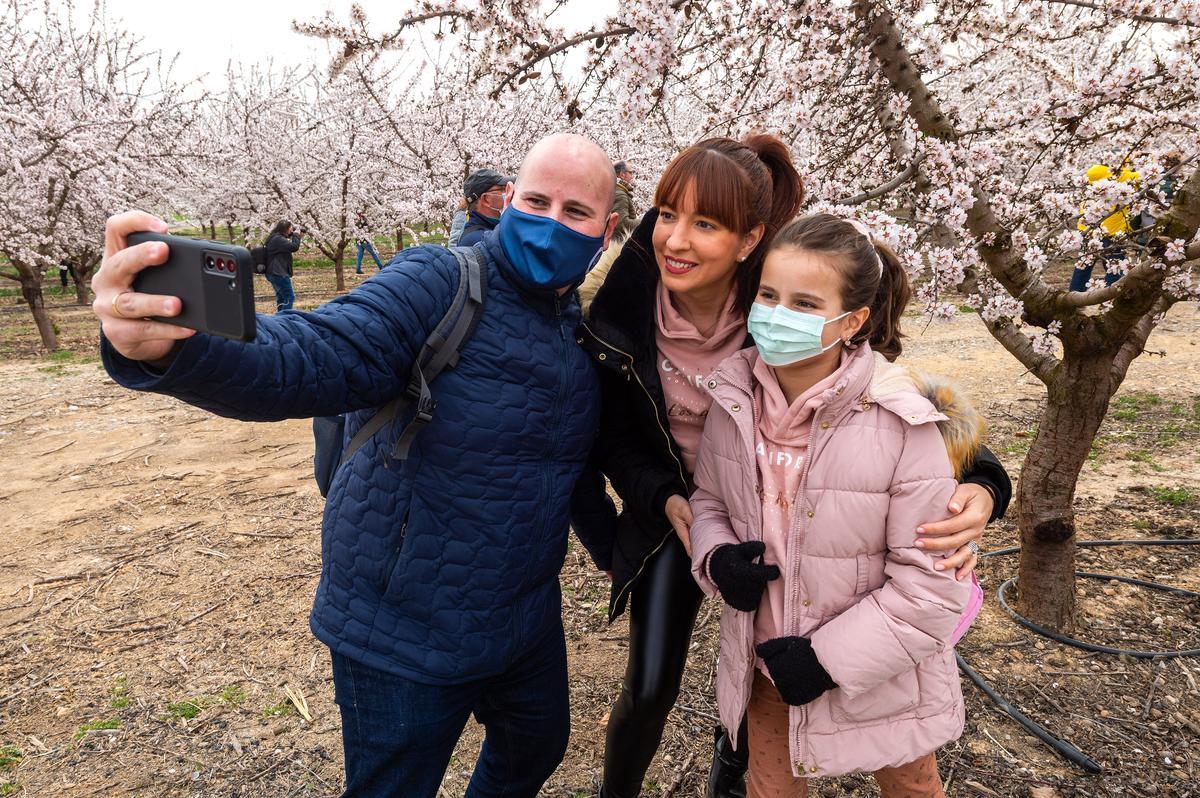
[250,245,268,275]
[312,245,487,498]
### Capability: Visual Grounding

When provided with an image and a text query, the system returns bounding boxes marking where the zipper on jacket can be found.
[583,324,691,620]
[788,407,822,635]
[581,324,687,488]
[381,514,409,593]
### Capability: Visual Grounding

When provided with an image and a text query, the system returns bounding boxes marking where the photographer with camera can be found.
[264,219,303,312]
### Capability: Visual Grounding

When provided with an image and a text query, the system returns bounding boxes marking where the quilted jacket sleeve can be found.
[570,439,618,571]
[688,415,741,598]
[809,421,972,699]
[101,247,458,421]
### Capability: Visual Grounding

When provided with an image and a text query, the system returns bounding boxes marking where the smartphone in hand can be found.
[129,232,256,341]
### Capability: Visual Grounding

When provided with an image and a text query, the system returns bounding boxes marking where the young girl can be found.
[689,213,983,797]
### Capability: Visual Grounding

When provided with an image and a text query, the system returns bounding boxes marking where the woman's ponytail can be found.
[742,133,805,241]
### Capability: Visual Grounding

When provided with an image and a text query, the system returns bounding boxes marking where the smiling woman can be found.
[573,134,807,798]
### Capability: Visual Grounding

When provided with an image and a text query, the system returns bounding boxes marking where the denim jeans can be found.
[265,273,295,312]
[330,621,570,798]
[1069,236,1123,292]
[355,240,383,273]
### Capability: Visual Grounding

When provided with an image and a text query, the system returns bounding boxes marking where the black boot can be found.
[706,724,748,798]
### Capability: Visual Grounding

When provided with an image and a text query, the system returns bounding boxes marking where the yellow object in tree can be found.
[1078,163,1140,235]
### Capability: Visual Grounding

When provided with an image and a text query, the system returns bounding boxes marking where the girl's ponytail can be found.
[860,243,910,362]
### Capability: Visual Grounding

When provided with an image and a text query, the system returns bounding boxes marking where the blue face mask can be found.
[748,302,850,366]
[497,206,606,289]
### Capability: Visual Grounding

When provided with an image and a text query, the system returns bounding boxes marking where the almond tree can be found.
[307,0,1200,630]
[0,0,195,349]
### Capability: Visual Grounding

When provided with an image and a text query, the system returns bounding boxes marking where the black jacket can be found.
[573,209,1012,622]
[265,232,301,277]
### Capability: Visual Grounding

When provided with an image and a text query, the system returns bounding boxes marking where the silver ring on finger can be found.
[110,290,132,319]
[966,540,981,556]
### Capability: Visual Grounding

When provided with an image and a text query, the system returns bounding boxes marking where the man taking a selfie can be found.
[91,133,618,798]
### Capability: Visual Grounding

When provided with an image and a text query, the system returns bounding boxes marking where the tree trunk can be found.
[73,256,100,305]
[333,244,346,293]
[1016,353,1114,631]
[20,273,58,351]
[73,272,90,305]
[395,228,404,253]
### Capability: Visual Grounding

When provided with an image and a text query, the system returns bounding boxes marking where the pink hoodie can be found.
[655,282,746,473]
[751,351,848,664]
[690,343,976,778]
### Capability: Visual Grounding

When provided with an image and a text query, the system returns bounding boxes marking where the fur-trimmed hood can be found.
[870,352,986,479]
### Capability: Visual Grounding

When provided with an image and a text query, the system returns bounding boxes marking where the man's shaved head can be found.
[505,133,619,243]
[517,134,616,212]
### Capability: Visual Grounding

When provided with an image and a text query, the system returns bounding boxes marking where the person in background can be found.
[458,168,513,247]
[448,198,468,247]
[264,220,302,312]
[354,212,384,275]
[1069,162,1139,292]
[612,160,638,241]
[59,259,76,291]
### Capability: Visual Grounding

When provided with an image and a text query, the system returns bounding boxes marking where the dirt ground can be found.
[1,273,1198,797]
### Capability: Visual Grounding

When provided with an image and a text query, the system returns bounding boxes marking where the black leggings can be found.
[602,535,705,797]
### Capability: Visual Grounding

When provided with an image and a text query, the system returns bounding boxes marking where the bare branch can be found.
[1040,0,1200,27]
[1060,259,1159,307]
[493,26,637,97]
[958,261,1062,384]
[1111,295,1175,386]
[838,155,925,205]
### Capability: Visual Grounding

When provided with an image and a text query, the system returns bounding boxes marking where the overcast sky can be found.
[99,0,617,86]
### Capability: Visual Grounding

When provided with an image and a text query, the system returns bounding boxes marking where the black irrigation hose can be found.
[997,574,1200,658]
[958,538,1200,775]
[955,652,1103,774]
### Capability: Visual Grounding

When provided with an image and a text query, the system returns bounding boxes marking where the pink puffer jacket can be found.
[690,344,979,778]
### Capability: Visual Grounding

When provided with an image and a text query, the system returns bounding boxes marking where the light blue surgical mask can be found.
[747,302,850,366]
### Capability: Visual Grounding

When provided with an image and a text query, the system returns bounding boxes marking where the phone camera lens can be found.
[205,255,215,269]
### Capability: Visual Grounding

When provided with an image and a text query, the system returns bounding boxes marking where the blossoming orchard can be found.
[1,0,1199,793]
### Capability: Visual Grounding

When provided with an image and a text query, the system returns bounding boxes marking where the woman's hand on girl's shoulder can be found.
[913,482,994,580]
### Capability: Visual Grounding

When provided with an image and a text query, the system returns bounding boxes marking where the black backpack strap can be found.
[339,247,483,465]
[390,245,487,460]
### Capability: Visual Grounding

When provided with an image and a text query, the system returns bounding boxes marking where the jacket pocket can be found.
[380,511,410,594]
[830,668,919,724]
[914,651,960,719]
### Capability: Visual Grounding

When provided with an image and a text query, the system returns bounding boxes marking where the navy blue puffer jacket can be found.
[102,233,601,683]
